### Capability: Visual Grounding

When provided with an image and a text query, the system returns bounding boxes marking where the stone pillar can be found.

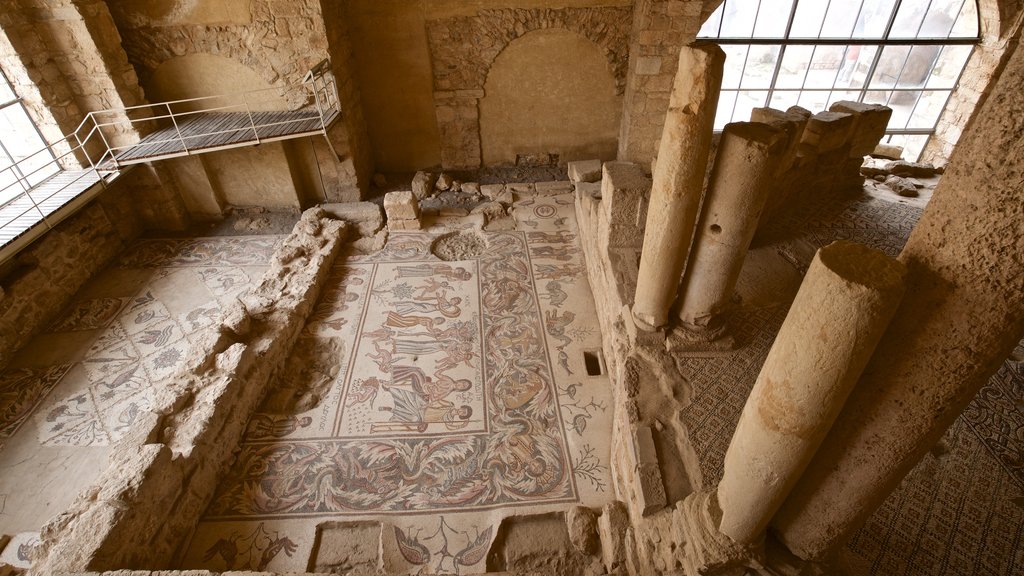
[772,34,1024,560]
[677,122,788,330]
[716,241,905,544]
[631,42,724,330]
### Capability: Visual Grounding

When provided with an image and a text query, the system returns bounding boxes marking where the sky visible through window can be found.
[698,0,979,160]
[0,69,59,205]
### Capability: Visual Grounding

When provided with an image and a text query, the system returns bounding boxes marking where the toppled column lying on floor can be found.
[632,42,724,330]
[31,209,348,573]
[676,121,788,334]
[717,240,905,545]
[772,37,1024,559]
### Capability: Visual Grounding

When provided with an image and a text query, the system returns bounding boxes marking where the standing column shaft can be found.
[772,34,1024,560]
[678,122,787,328]
[717,241,905,544]
[631,42,724,330]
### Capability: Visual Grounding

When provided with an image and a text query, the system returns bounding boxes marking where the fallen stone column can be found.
[631,42,724,330]
[717,240,906,544]
[676,122,788,332]
[772,33,1024,559]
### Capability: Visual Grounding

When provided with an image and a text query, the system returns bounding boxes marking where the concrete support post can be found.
[677,122,788,330]
[631,42,724,330]
[772,36,1024,560]
[716,241,906,544]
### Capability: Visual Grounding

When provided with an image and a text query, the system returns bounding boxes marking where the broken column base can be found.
[677,490,762,576]
[666,322,736,353]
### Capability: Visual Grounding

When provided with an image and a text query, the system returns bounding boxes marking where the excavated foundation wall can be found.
[29,208,347,573]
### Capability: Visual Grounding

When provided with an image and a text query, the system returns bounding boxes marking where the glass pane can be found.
[853,0,900,37]
[869,45,912,88]
[797,89,830,113]
[805,45,847,87]
[722,45,751,89]
[734,90,771,122]
[721,0,758,37]
[926,45,972,88]
[920,0,965,37]
[0,74,15,104]
[887,90,922,128]
[752,0,796,37]
[863,89,892,107]
[775,45,814,88]
[890,0,931,38]
[698,3,725,37]
[950,0,979,38]
[0,104,58,188]
[885,134,930,161]
[790,0,830,37]
[715,91,738,130]
[1,173,24,205]
[820,1,864,38]
[895,45,942,88]
[834,45,878,88]
[769,90,802,111]
[908,89,952,128]
[829,90,862,107]
[740,45,782,89]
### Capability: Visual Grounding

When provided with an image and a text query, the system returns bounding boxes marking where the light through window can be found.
[0,68,59,204]
[698,0,979,160]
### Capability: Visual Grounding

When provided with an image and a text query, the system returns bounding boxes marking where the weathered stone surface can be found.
[411,171,438,200]
[568,159,603,183]
[885,160,939,178]
[507,182,536,195]
[383,191,420,221]
[480,184,506,200]
[830,101,893,157]
[321,201,384,238]
[462,181,481,195]
[534,180,574,196]
[310,521,381,573]
[488,513,602,574]
[388,218,421,231]
[800,111,855,153]
[884,175,919,197]
[566,506,600,556]
[632,426,667,516]
[599,162,651,251]
[872,143,904,160]
[436,172,454,191]
[470,201,506,221]
[598,501,630,573]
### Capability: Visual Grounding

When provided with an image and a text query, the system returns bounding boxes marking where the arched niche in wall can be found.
[478,28,621,167]
[147,53,288,113]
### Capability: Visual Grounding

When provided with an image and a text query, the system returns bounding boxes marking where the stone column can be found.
[677,122,788,330]
[772,34,1024,561]
[716,241,905,544]
[631,42,724,330]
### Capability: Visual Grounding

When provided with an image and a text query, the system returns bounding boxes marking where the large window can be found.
[0,68,59,204]
[698,0,979,160]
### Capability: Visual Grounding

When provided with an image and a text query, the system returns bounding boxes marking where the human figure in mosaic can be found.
[396,263,472,281]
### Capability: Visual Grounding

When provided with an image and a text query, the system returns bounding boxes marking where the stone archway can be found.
[425,6,632,169]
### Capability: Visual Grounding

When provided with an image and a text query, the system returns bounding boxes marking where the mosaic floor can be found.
[181,193,614,573]
[0,235,280,538]
[680,189,1024,576]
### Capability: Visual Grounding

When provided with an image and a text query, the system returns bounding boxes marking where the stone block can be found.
[566,506,600,555]
[321,201,384,238]
[309,521,381,573]
[800,111,855,153]
[535,180,574,196]
[575,181,602,199]
[480,183,505,199]
[872,143,904,160]
[601,162,651,249]
[632,426,668,516]
[830,101,893,157]
[507,182,536,195]
[568,159,603,183]
[388,218,421,231]
[411,171,437,200]
[884,175,919,197]
[383,191,419,221]
[599,501,630,573]
[636,56,663,75]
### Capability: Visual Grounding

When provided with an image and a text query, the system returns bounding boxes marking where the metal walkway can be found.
[0,59,339,263]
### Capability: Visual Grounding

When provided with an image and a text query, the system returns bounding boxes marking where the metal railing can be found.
[0,59,339,244]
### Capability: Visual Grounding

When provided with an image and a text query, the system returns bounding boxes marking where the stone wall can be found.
[0,169,144,369]
[32,209,348,572]
[617,0,719,166]
[426,6,632,170]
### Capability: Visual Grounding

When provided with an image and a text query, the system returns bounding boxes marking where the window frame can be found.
[0,67,60,201]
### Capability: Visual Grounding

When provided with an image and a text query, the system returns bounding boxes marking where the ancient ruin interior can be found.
[0,0,1020,575]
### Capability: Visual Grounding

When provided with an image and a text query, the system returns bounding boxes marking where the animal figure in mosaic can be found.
[544,309,576,347]
[527,230,575,244]
[534,263,584,280]
[542,280,568,308]
[556,347,573,375]
[394,518,492,574]
[530,245,578,261]
[203,523,296,570]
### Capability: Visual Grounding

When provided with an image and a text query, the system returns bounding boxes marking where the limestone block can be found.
[439,207,469,217]
[598,501,630,573]
[436,172,454,191]
[800,111,855,153]
[632,426,668,516]
[535,180,574,196]
[574,181,602,199]
[830,101,893,157]
[786,105,813,119]
[411,171,437,200]
[388,218,421,231]
[872,143,904,160]
[507,182,536,195]
[717,241,906,544]
[566,506,600,555]
[884,160,938,177]
[383,191,419,221]
[470,201,506,221]
[493,189,514,204]
[462,181,481,195]
[568,159,603,183]
[320,201,384,238]
[601,162,652,249]
[480,183,505,200]
[884,175,919,197]
[310,521,382,573]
